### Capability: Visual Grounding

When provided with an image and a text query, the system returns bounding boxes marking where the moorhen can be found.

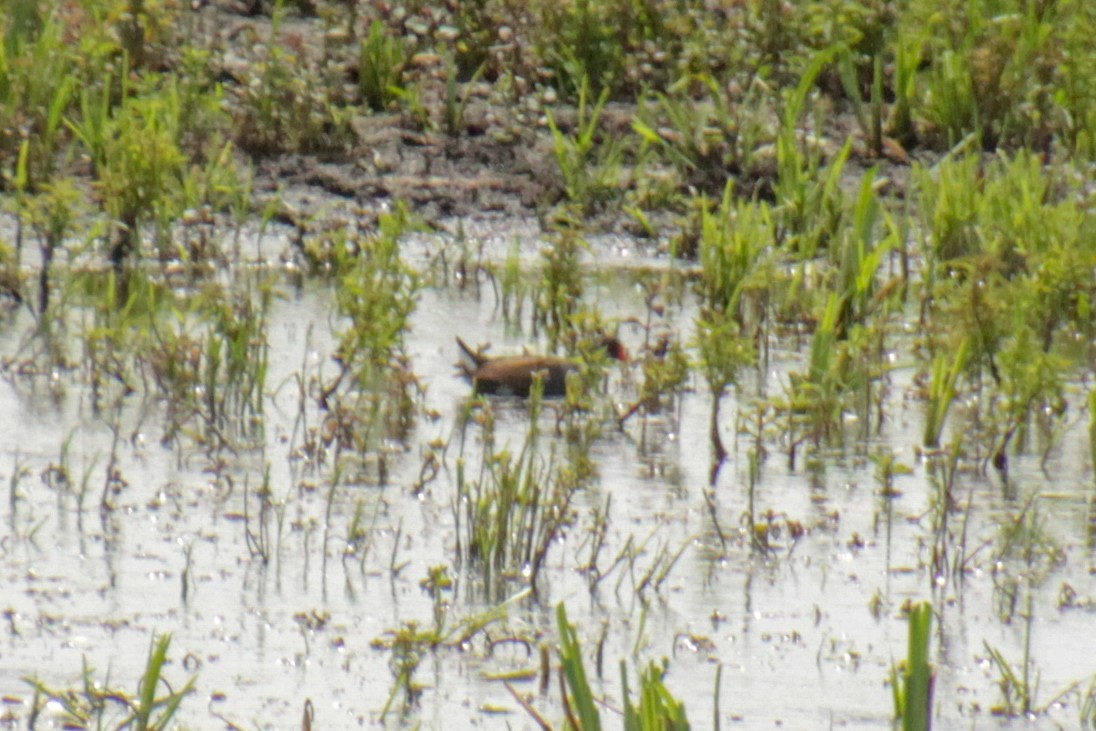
[456,336,628,397]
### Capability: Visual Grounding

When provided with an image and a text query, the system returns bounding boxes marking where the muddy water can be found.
[2,224,1095,730]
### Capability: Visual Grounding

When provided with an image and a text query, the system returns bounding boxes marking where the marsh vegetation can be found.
[1,0,1095,728]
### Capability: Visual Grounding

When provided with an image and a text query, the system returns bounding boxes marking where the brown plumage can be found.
[456,336,628,397]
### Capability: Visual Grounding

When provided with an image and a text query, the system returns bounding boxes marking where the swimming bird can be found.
[455,336,628,397]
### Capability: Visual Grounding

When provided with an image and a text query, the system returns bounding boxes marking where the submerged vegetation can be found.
[1,0,1096,727]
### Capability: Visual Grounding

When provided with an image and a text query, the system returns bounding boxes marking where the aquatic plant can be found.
[446,0,496,82]
[454,396,589,596]
[377,620,430,716]
[1081,677,1096,729]
[925,435,964,584]
[632,74,766,196]
[1089,390,1096,490]
[832,167,895,336]
[135,279,271,450]
[891,601,934,731]
[837,44,884,158]
[201,284,272,437]
[773,46,849,259]
[989,323,1068,472]
[779,293,849,451]
[25,633,195,731]
[534,0,624,101]
[243,467,278,565]
[695,308,754,474]
[914,149,1091,465]
[16,173,82,317]
[535,229,585,347]
[76,75,188,278]
[499,239,527,324]
[696,184,773,323]
[233,1,351,153]
[871,448,911,499]
[983,639,1037,717]
[922,339,967,449]
[443,52,485,137]
[692,190,772,458]
[620,660,690,730]
[556,602,602,730]
[617,333,689,427]
[320,210,422,464]
[359,19,406,113]
[373,588,525,718]
[888,27,923,147]
[0,3,90,185]
[546,78,627,216]
[552,603,693,730]
[914,0,1078,151]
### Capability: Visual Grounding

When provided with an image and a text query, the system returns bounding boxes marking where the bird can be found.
[455,335,628,397]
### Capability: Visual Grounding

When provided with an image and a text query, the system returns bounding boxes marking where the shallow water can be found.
[2,223,1095,730]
